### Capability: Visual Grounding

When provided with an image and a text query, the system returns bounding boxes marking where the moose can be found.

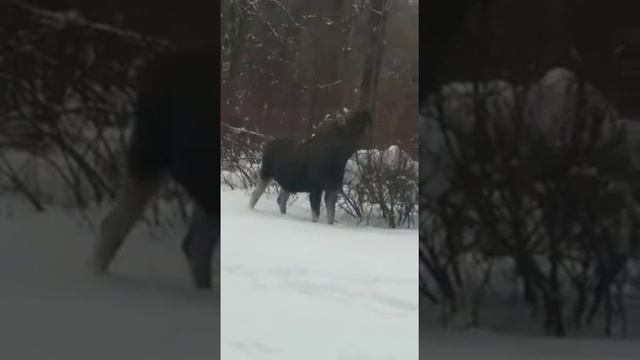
[249,110,373,224]
[91,43,220,289]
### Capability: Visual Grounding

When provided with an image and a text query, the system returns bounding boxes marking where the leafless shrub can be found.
[220,122,276,192]
[0,2,188,228]
[342,147,418,228]
[421,70,637,336]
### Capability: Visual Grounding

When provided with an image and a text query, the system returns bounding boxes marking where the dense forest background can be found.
[0,0,419,228]
[221,0,418,156]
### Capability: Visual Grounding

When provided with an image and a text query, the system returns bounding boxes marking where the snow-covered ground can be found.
[421,285,640,359]
[421,326,640,360]
[0,194,218,360]
[5,182,640,360]
[221,189,418,359]
[0,188,417,359]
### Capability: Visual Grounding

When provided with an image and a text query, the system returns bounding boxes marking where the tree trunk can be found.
[359,0,388,110]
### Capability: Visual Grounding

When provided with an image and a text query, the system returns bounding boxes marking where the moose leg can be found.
[277,189,290,214]
[249,176,272,209]
[309,190,322,222]
[182,205,219,289]
[91,175,162,273]
[324,190,339,225]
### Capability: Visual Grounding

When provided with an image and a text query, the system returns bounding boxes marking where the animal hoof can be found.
[90,249,112,274]
[195,282,213,290]
[188,262,212,289]
[89,260,107,275]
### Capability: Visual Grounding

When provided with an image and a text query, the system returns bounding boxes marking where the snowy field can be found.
[4,185,640,359]
[0,188,417,360]
[421,269,640,359]
[0,194,218,360]
[421,326,640,360]
[221,189,418,359]
[421,278,640,359]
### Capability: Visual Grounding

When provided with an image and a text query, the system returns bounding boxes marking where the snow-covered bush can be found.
[342,145,418,228]
[421,68,637,336]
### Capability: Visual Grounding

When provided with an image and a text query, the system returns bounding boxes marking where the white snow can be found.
[346,145,419,185]
[4,182,640,359]
[421,67,621,199]
[420,279,640,360]
[0,188,417,360]
[221,189,418,359]
[421,326,640,360]
[0,194,219,360]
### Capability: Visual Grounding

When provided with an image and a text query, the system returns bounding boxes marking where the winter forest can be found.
[0,1,417,359]
[222,0,418,140]
[4,0,640,358]
[221,0,419,229]
[219,1,417,356]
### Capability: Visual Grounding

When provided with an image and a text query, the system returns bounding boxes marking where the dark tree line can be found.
[221,0,418,155]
